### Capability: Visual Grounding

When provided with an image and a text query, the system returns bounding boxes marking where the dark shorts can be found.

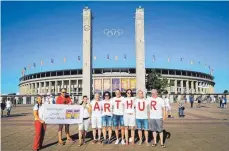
[136,119,148,130]
[102,115,112,127]
[113,114,124,127]
[149,119,163,132]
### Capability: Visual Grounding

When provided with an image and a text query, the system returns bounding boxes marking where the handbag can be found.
[181,107,185,110]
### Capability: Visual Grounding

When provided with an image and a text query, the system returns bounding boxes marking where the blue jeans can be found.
[113,114,124,127]
[102,115,112,127]
[178,108,184,117]
[136,119,149,130]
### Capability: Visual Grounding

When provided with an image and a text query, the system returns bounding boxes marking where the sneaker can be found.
[103,139,107,144]
[121,139,125,145]
[115,139,120,145]
[108,140,112,144]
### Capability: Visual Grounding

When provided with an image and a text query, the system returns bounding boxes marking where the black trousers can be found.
[190,102,194,108]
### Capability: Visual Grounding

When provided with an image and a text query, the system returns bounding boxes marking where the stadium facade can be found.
[19,68,215,95]
[18,6,215,96]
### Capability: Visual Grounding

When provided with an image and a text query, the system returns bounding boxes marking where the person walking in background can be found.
[56,88,74,145]
[90,93,102,144]
[112,89,125,145]
[1,99,6,117]
[123,89,136,145]
[219,96,223,108]
[6,98,12,116]
[78,95,91,146]
[101,92,113,144]
[178,96,186,118]
[163,94,173,118]
[197,97,201,108]
[189,95,194,108]
[13,97,17,107]
[135,90,149,146]
[33,95,46,151]
[148,89,167,148]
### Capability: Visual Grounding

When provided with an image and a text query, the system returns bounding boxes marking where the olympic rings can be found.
[104,29,124,37]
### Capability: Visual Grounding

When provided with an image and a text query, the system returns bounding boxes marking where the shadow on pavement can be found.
[1,113,29,118]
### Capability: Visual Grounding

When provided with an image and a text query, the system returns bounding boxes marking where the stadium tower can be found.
[135,6,146,93]
[82,6,92,99]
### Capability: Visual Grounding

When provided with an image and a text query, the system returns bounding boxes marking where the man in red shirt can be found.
[56,88,73,145]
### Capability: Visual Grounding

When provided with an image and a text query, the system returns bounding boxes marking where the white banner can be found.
[43,104,83,124]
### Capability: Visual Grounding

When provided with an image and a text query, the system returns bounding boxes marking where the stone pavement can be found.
[1,103,229,151]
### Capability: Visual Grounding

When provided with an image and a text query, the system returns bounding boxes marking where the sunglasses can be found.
[105,95,109,96]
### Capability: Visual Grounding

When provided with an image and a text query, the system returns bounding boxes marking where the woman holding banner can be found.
[33,95,46,151]
[78,95,91,146]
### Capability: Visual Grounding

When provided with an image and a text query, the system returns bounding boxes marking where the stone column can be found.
[135,6,146,92]
[195,81,198,94]
[82,7,92,98]
[69,80,71,93]
[174,79,177,94]
[167,79,171,94]
[44,81,46,94]
[181,80,184,94]
[186,80,189,94]
[191,81,194,94]
[39,82,41,94]
[49,81,51,93]
[35,83,37,94]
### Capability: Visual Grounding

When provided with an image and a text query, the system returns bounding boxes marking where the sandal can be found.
[152,143,157,147]
[58,141,65,145]
[97,140,102,144]
[66,139,75,144]
[161,144,166,148]
[92,139,97,144]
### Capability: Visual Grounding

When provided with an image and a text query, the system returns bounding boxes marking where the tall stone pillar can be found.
[82,6,92,99]
[135,6,146,93]
[181,80,184,94]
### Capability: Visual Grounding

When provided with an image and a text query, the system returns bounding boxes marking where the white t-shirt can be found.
[148,97,165,119]
[123,97,136,114]
[6,100,12,108]
[164,98,170,108]
[101,100,113,116]
[135,98,149,119]
[82,103,90,118]
[112,97,124,115]
[33,104,44,120]
[90,100,102,118]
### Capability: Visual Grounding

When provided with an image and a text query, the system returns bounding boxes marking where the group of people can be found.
[219,96,227,108]
[33,88,170,151]
[1,97,14,117]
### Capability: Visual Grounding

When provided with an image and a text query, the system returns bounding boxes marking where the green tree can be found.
[223,90,228,94]
[146,69,170,94]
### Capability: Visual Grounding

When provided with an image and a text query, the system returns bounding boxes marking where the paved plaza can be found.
[1,103,229,151]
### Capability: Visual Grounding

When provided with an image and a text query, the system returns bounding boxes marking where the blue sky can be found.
[1,1,229,94]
